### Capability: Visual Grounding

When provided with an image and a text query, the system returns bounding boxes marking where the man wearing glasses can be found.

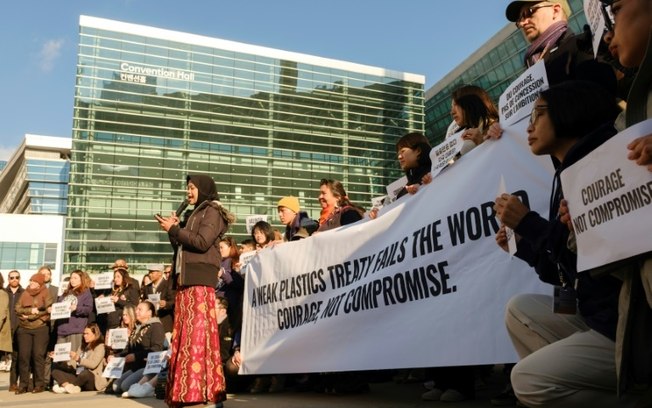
[4,270,24,392]
[505,0,605,85]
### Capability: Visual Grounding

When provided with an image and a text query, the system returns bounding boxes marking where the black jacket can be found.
[514,123,621,341]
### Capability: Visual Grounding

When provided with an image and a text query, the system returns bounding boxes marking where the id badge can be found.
[553,285,577,315]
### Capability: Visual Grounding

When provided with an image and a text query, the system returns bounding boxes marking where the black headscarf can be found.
[187,174,219,206]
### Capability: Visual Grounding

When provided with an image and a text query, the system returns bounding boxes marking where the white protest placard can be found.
[560,119,652,272]
[53,342,72,363]
[102,357,125,379]
[143,351,167,375]
[240,119,553,375]
[148,293,161,308]
[95,296,115,314]
[93,272,113,290]
[498,176,518,256]
[385,176,407,202]
[584,0,607,58]
[499,61,549,126]
[107,328,129,350]
[246,215,269,235]
[430,131,464,178]
[50,302,72,320]
[239,251,257,270]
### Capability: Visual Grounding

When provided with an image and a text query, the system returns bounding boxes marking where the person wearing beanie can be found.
[14,273,53,394]
[277,196,318,241]
[155,174,235,407]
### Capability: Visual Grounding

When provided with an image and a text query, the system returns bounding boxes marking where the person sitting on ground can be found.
[111,300,165,394]
[51,323,107,394]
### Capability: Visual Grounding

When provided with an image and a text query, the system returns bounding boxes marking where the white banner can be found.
[240,118,553,375]
[560,119,652,271]
[499,61,549,126]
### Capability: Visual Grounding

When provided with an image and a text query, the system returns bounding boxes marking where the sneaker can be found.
[128,382,155,398]
[491,388,518,406]
[440,388,467,402]
[64,384,81,394]
[52,384,66,394]
[121,391,131,398]
[422,388,444,401]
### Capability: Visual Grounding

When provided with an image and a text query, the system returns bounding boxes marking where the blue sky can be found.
[0,0,511,160]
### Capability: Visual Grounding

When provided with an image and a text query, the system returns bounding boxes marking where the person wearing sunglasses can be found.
[486,1,616,141]
[4,270,24,392]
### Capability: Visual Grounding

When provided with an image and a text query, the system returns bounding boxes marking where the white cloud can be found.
[38,39,65,72]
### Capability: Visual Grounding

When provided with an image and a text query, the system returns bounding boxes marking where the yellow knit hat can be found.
[277,196,300,213]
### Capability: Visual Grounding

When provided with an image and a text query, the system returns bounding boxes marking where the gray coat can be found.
[0,290,11,352]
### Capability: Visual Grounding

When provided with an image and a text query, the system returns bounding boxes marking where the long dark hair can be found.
[64,269,88,296]
[451,85,498,130]
[83,323,104,351]
[252,221,275,247]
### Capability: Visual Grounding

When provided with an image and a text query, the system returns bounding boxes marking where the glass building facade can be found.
[424,0,587,143]
[65,16,424,271]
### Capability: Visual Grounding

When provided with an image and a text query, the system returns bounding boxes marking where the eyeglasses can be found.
[529,105,549,125]
[515,3,554,27]
[9,276,20,280]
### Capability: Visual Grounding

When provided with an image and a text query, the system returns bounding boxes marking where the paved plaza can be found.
[0,368,510,408]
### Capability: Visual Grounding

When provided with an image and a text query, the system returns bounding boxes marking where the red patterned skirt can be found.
[166,285,225,407]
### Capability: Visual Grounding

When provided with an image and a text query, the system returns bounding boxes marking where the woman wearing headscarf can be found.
[156,174,235,407]
[15,273,53,394]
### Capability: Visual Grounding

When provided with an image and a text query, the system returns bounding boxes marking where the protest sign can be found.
[499,61,549,126]
[102,357,125,379]
[53,342,71,363]
[95,296,115,314]
[560,119,652,271]
[107,328,129,350]
[240,119,553,375]
[429,131,465,178]
[584,0,607,58]
[143,351,167,375]
[246,215,269,235]
[239,251,257,269]
[50,302,72,320]
[93,272,113,290]
[148,293,161,308]
[386,176,407,202]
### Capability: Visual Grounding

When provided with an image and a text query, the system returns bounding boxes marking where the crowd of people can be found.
[1,0,651,407]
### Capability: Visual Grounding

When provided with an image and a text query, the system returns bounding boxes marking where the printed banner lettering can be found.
[240,120,553,375]
[560,119,652,271]
[499,61,549,126]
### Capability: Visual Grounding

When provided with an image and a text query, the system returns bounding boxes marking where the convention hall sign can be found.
[240,119,553,374]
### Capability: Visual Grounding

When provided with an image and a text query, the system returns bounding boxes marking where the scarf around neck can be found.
[525,20,568,67]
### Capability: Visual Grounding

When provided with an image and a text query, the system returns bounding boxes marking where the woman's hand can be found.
[485,122,503,140]
[421,173,433,185]
[558,199,574,232]
[494,194,529,229]
[70,351,79,361]
[155,212,179,232]
[405,184,420,195]
[627,134,652,171]
[231,350,242,368]
[125,353,135,363]
[462,127,484,145]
